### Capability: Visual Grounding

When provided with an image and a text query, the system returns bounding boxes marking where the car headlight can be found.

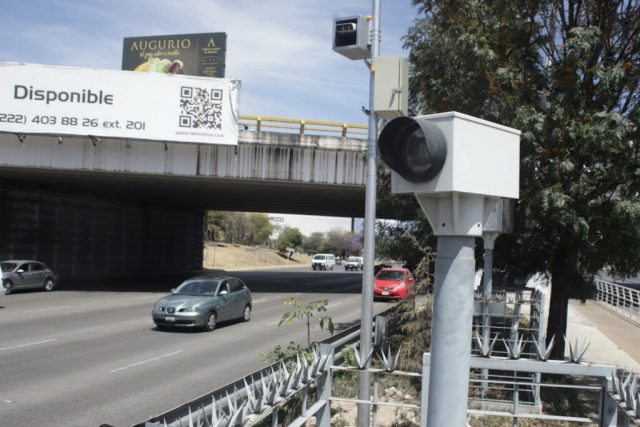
[394,282,406,290]
[183,306,200,313]
[154,300,166,310]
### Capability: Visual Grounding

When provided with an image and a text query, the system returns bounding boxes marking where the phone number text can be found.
[0,113,146,130]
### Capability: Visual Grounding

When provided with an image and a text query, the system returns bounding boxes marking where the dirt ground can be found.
[203,243,312,270]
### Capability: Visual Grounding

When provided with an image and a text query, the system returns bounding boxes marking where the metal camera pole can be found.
[427,235,476,426]
[357,0,381,425]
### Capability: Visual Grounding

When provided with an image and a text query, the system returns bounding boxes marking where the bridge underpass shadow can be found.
[55,267,365,294]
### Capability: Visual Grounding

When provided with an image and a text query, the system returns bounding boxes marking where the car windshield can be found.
[174,280,219,296]
[0,262,18,273]
[376,270,405,281]
[313,255,326,261]
[347,257,359,262]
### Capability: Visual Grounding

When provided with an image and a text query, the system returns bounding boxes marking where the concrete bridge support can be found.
[0,184,203,279]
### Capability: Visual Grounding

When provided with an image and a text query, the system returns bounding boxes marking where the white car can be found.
[311,254,336,271]
[344,256,364,271]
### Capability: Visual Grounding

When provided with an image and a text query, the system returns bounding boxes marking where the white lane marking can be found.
[0,338,59,352]
[134,295,160,300]
[23,306,73,313]
[329,302,344,309]
[251,298,268,304]
[109,350,184,373]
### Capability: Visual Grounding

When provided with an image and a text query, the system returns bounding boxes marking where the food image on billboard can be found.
[122,33,226,78]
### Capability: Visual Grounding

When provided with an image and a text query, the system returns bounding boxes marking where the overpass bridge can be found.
[0,117,368,278]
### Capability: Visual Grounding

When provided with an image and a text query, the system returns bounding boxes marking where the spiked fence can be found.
[133,286,640,427]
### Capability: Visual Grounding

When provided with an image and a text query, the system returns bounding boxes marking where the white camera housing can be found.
[389,112,520,198]
[380,112,520,236]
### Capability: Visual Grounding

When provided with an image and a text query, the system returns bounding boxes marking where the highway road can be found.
[0,267,390,427]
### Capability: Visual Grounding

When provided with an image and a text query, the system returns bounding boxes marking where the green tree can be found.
[204,211,232,242]
[375,219,434,267]
[302,232,325,254]
[245,213,273,246]
[405,0,640,359]
[276,227,304,255]
[205,211,274,246]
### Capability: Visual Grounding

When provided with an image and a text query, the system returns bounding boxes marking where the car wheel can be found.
[203,311,217,331]
[3,280,13,295]
[312,265,316,270]
[43,278,55,292]
[241,304,251,322]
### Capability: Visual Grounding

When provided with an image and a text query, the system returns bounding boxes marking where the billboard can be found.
[122,33,227,78]
[0,63,240,145]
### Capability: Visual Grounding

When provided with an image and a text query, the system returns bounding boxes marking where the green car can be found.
[152,276,252,331]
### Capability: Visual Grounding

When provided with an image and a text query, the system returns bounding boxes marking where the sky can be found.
[0,0,419,126]
[269,213,353,237]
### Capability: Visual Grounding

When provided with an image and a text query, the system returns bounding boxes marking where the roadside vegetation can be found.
[204,210,363,259]
[403,0,640,359]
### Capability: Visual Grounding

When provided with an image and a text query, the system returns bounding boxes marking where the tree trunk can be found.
[546,247,571,360]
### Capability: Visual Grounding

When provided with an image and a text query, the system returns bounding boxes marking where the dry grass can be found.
[203,243,313,270]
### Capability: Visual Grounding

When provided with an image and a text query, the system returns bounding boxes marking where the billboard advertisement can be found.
[0,63,240,145]
[122,33,227,78]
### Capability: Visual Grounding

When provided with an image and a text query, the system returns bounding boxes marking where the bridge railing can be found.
[239,115,368,138]
[593,277,640,326]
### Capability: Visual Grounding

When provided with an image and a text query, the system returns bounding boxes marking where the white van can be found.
[311,254,336,271]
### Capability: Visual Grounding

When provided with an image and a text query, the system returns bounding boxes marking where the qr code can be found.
[179,86,223,129]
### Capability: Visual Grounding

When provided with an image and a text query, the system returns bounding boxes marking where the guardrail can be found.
[134,311,389,427]
[593,277,640,326]
[239,115,368,137]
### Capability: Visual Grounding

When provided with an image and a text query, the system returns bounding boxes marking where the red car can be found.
[373,268,415,300]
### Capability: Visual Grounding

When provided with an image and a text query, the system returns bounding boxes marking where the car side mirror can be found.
[17,269,25,273]
[219,290,228,295]
[170,288,176,294]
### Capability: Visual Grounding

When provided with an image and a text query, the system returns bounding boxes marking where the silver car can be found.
[152,276,252,331]
[1,260,59,294]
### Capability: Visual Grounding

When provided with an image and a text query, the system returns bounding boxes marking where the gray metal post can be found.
[357,0,381,425]
[535,290,545,406]
[601,376,618,427]
[427,236,476,427]
[316,344,333,427]
[420,353,431,427]
[481,234,496,393]
[482,235,496,348]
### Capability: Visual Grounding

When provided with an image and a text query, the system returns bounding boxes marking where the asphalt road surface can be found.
[0,267,390,427]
